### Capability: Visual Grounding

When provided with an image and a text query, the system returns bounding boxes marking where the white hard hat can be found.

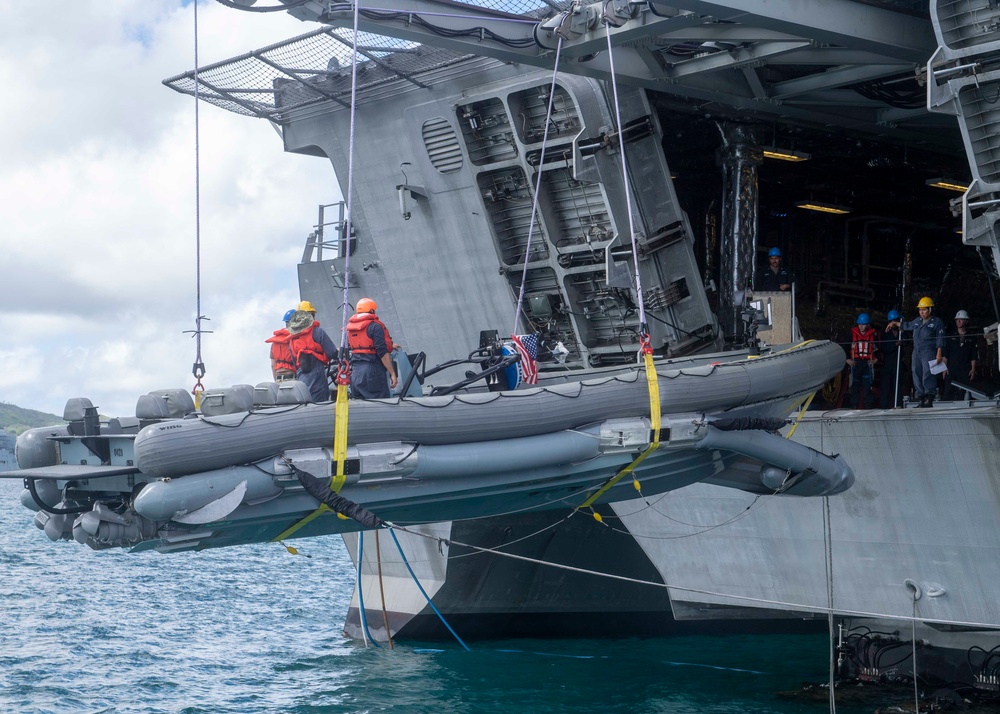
[955,310,970,320]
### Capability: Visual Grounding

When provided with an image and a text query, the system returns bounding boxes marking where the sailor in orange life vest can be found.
[287,301,339,402]
[846,312,878,409]
[346,298,398,400]
[265,309,297,381]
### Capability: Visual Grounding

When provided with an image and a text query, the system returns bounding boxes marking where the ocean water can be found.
[0,478,887,713]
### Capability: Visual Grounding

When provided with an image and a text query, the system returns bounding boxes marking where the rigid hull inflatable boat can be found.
[11,340,851,553]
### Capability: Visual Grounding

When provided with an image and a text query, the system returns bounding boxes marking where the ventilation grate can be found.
[422,117,464,173]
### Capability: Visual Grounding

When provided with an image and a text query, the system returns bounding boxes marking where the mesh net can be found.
[163,27,475,120]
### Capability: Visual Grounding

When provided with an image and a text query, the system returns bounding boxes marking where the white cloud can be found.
[0,1,337,417]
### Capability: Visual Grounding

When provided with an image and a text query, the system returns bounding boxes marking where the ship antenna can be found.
[183,0,213,410]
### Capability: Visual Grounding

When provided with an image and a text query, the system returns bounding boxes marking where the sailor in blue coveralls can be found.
[889,296,946,408]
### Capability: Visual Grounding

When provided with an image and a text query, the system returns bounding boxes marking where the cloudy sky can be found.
[0,1,337,418]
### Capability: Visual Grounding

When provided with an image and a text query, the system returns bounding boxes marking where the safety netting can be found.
[163,27,475,120]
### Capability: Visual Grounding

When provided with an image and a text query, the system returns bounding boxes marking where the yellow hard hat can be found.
[298,300,317,313]
[917,296,935,309]
[356,297,377,313]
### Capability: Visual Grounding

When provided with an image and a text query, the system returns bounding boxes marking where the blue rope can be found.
[387,528,470,652]
[356,531,381,648]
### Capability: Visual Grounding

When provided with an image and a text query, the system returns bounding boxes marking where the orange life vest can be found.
[265,329,295,373]
[289,322,332,367]
[851,326,877,360]
[346,313,392,356]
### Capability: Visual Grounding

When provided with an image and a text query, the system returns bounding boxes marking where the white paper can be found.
[928,359,947,375]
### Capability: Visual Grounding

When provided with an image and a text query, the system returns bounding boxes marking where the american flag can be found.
[511,334,539,385]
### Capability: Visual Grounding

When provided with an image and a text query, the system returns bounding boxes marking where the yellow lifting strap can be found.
[578,351,661,513]
[784,390,816,440]
[772,341,816,441]
[272,382,351,544]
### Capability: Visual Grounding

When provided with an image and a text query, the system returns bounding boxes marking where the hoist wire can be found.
[330,0,363,495]
[340,2,361,351]
[575,23,662,513]
[605,28,646,330]
[512,35,563,336]
[189,0,209,409]
[273,5,361,544]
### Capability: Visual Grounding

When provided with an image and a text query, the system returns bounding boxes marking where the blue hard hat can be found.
[768,247,782,257]
[857,313,870,325]
[282,309,296,323]
[887,309,901,321]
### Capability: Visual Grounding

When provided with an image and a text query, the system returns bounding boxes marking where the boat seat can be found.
[275,380,312,405]
[105,416,141,435]
[148,389,196,418]
[63,397,96,422]
[135,394,172,421]
[200,385,255,416]
[253,382,279,406]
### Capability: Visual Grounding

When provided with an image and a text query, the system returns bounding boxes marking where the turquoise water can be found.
[0,479,882,713]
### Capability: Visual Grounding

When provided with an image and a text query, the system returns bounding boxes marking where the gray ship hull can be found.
[344,402,1000,683]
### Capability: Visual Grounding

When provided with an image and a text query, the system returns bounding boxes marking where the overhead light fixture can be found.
[795,201,851,215]
[762,147,811,162]
[926,178,969,192]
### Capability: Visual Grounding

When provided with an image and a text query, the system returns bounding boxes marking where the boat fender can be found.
[173,480,248,524]
[696,426,854,496]
[292,465,386,529]
[132,465,283,521]
[411,428,603,479]
[14,425,67,469]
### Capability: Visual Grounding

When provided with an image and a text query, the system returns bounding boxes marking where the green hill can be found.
[0,402,64,435]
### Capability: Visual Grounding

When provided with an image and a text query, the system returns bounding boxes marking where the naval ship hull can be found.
[344,402,1000,684]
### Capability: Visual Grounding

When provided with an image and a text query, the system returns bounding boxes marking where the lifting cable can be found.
[387,528,471,651]
[185,0,212,410]
[389,522,998,629]
[356,530,380,648]
[511,34,563,337]
[272,3,362,545]
[331,0,363,497]
[576,24,661,517]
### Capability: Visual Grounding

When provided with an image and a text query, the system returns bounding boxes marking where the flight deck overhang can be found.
[167,0,956,146]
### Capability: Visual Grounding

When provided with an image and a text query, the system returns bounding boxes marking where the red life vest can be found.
[265,329,295,373]
[851,326,877,360]
[346,313,392,356]
[289,322,332,367]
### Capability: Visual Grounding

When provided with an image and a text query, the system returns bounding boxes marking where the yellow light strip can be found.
[762,148,811,162]
[926,178,969,192]
[795,201,851,215]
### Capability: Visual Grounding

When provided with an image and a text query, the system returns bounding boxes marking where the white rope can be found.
[605,28,646,331]
[389,523,1000,630]
[823,496,837,714]
[339,1,362,350]
[911,596,921,714]
[511,35,563,336]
